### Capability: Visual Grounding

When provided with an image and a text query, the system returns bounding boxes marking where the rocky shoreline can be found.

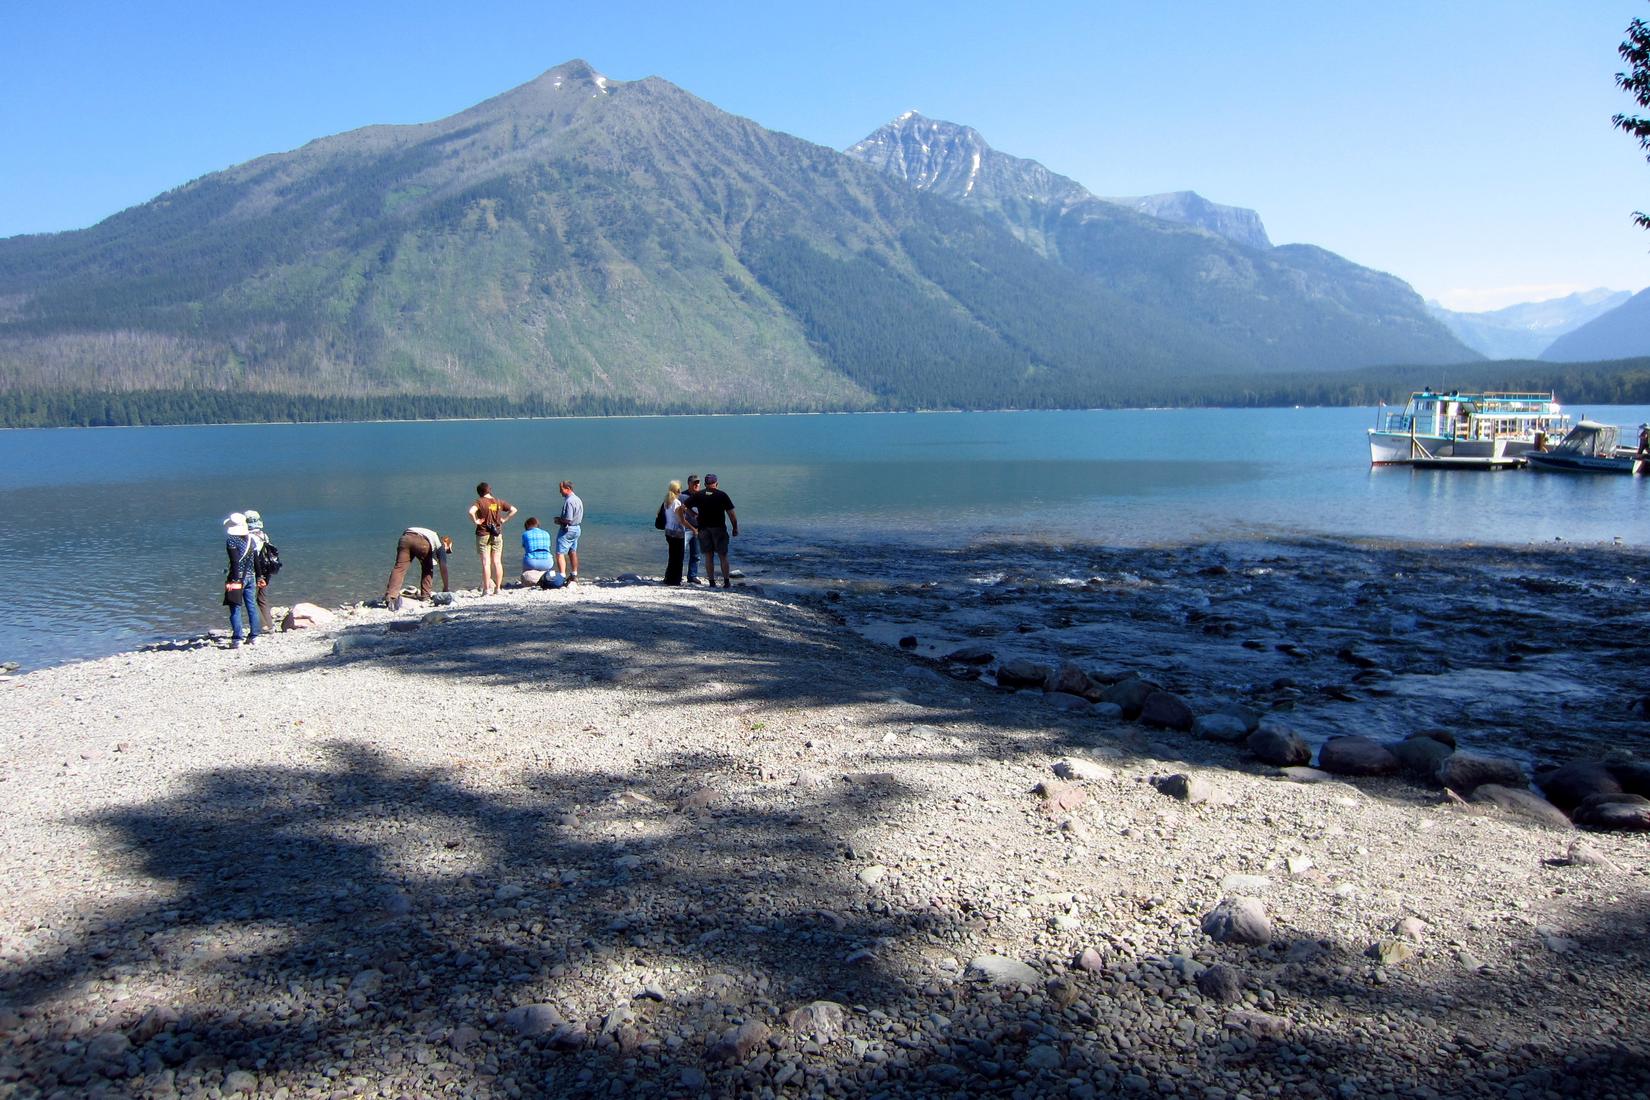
[0,536,1647,1099]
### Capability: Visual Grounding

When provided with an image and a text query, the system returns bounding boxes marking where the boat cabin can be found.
[1547,421,1620,459]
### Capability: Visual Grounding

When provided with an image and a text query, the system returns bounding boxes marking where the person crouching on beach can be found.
[661,480,695,585]
[385,527,452,611]
[554,480,584,584]
[521,517,554,586]
[469,482,518,596]
[222,512,260,647]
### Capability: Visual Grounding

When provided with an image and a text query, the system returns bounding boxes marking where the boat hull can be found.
[1368,431,1514,467]
[1525,452,1640,474]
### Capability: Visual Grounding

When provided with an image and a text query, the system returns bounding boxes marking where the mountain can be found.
[844,113,1472,374]
[1539,287,1650,362]
[1105,192,1272,250]
[1427,289,1632,360]
[0,65,1474,417]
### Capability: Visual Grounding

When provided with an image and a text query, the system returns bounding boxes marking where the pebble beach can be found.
[1,536,1648,1099]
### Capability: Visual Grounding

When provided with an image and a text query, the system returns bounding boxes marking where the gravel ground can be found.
[0,547,1647,1099]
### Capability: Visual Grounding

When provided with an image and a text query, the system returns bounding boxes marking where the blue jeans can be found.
[686,534,700,581]
[229,586,260,641]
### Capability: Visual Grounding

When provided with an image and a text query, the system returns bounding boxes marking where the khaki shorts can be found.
[475,530,502,551]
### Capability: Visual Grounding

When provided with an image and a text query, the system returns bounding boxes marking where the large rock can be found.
[1537,762,1622,812]
[1571,793,1650,831]
[1152,773,1227,805]
[1471,785,1572,830]
[1391,735,1453,782]
[1193,713,1251,743]
[1247,722,1310,767]
[1605,760,1650,796]
[785,1001,847,1043]
[1139,690,1196,732]
[1317,736,1399,777]
[1043,692,1093,713]
[282,602,336,631]
[1207,702,1261,733]
[945,644,995,666]
[968,954,1040,985]
[1044,662,1095,699]
[707,1020,771,1064]
[1201,897,1272,946]
[997,658,1053,689]
[503,1003,564,1038]
[1099,676,1158,720]
[1195,964,1244,1003]
[1437,751,1526,794]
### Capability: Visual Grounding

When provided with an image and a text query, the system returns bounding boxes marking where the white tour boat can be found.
[1367,389,1571,469]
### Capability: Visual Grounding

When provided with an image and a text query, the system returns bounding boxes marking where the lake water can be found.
[2,405,1647,672]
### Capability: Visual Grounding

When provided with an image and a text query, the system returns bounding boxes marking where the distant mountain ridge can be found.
[845,112,1472,373]
[1427,289,1632,360]
[0,64,1474,415]
[1539,287,1650,362]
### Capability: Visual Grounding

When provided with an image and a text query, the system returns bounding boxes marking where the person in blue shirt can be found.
[520,516,554,585]
[553,480,584,584]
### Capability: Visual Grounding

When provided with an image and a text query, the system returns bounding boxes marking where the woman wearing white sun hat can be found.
[222,513,260,647]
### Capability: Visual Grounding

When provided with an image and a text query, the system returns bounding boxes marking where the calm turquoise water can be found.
[2,405,1647,671]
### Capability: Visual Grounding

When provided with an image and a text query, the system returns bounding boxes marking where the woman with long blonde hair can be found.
[660,480,695,586]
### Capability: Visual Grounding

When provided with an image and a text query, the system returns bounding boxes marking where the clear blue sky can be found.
[4,0,1647,311]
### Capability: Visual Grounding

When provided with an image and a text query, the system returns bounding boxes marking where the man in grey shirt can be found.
[554,480,584,583]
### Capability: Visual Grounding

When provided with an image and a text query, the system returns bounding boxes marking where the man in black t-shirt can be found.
[685,473,738,588]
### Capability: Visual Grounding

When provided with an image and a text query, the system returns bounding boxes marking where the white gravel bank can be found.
[0,576,1646,1099]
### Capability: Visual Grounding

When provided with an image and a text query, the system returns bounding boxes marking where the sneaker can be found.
[568,574,578,585]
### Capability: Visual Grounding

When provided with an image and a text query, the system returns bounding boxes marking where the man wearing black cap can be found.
[685,474,737,588]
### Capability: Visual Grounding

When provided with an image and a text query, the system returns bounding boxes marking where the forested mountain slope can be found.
[0,63,1474,415]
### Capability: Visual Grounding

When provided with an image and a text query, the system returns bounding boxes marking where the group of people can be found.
[382,479,584,609]
[220,510,276,646]
[221,471,737,640]
[658,473,738,588]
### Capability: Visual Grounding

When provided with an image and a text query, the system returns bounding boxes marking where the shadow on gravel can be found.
[3,567,1649,1097]
[4,738,1648,1099]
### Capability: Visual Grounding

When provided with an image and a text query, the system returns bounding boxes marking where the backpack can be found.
[654,503,667,530]
[256,541,283,577]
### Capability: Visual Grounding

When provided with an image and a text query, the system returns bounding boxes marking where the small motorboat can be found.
[1524,421,1646,475]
